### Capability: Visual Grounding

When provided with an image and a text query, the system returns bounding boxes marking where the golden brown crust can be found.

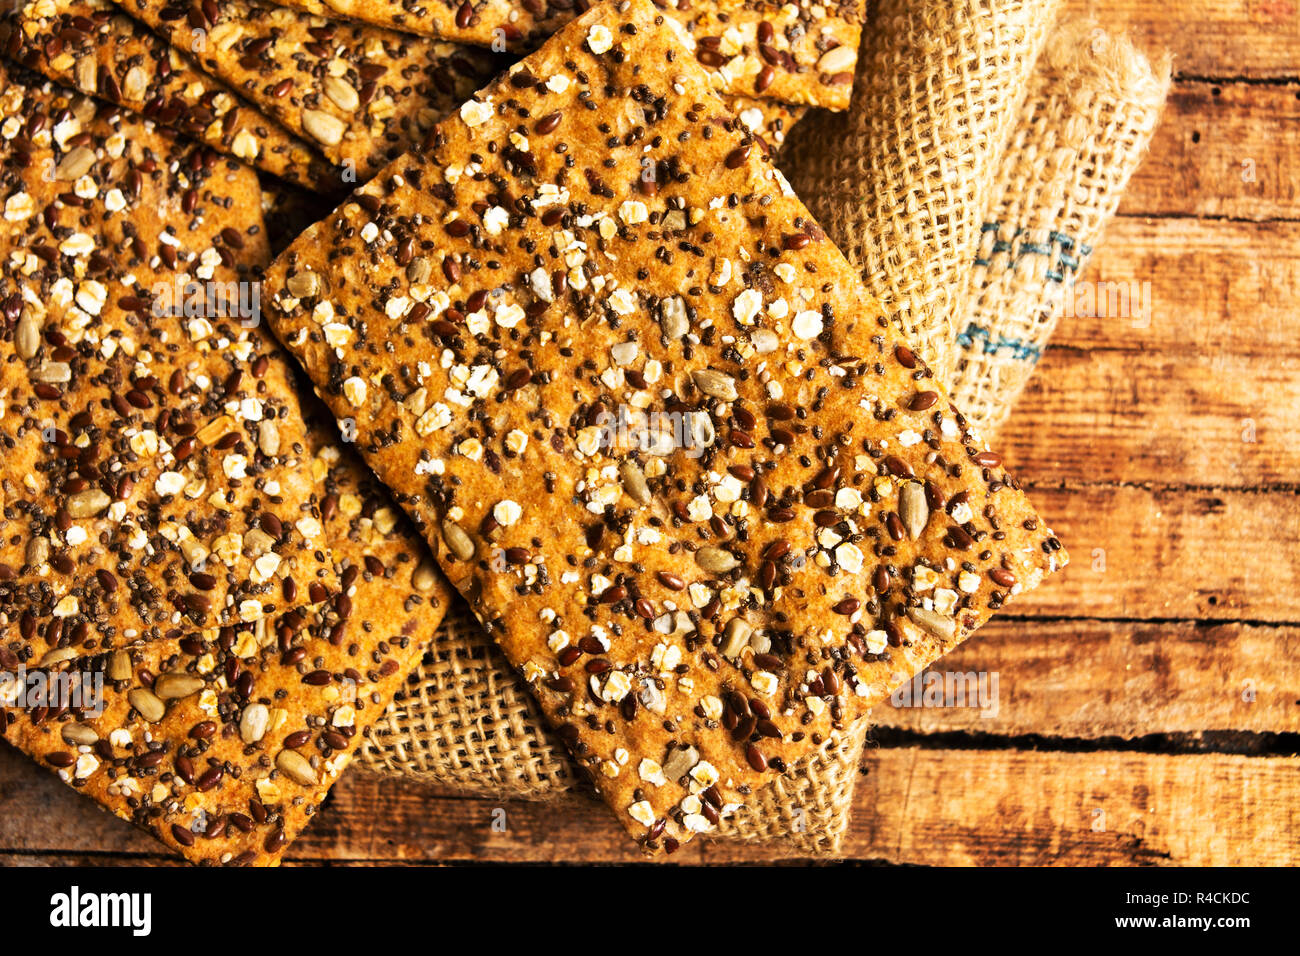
[114,0,505,178]
[273,0,865,109]
[0,436,452,865]
[0,67,336,663]
[2,0,340,191]
[262,0,1066,853]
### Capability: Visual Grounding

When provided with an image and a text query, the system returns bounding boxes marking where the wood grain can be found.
[999,217,1300,487]
[1125,82,1300,221]
[872,619,1300,737]
[852,749,1300,866]
[1061,0,1300,81]
[1016,485,1300,623]
[5,745,1295,866]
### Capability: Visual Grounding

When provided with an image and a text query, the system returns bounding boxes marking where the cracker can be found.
[272,0,865,109]
[262,0,1067,852]
[724,93,809,153]
[2,0,340,192]
[0,66,336,665]
[113,0,504,179]
[0,435,453,865]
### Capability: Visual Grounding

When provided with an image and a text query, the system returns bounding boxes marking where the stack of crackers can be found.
[0,0,1066,863]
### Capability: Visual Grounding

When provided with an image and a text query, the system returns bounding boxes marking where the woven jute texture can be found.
[946,22,1172,434]
[359,600,870,855]
[780,0,1060,385]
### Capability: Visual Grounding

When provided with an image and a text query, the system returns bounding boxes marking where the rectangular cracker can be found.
[3,0,340,192]
[271,0,865,110]
[0,67,336,666]
[113,0,505,179]
[261,0,1067,852]
[0,432,453,865]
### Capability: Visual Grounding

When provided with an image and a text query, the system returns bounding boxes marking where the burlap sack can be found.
[946,23,1172,434]
[781,0,1060,384]
[359,601,870,856]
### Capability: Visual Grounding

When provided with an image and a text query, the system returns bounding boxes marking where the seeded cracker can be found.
[1,436,453,865]
[262,0,1068,853]
[0,67,336,665]
[2,0,340,192]
[113,0,504,179]
[723,94,807,153]
[272,0,865,110]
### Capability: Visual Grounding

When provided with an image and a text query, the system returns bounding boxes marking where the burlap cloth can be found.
[782,0,1060,385]
[357,10,1169,858]
[360,600,871,856]
[946,22,1172,433]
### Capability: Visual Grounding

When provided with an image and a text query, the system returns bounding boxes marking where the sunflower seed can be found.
[107,650,132,682]
[691,368,737,402]
[285,270,320,299]
[661,744,699,781]
[24,536,49,567]
[65,488,110,518]
[637,678,666,714]
[411,560,439,593]
[817,45,856,74]
[75,56,97,93]
[122,66,147,100]
[276,748,317,786]
[719,617,752,657]
[55,146,96,181]
[695,546,738,574]
[442,519,476,561]
[39,647,79,667]
[61,722,98,746]
[618,459,651,505]
[660,295,689,338]
[257,419,280,456]
[127,687,166,722]
[899,481,930,539]
[153,672,204,699]
[406,256,432,284]
[15,310,40,359]
[302,109,346,147]
[907,606,957,641]
[323,76,359,112]
[239,702,269,744]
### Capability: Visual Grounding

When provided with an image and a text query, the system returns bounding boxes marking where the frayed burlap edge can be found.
[946,21,1172,434]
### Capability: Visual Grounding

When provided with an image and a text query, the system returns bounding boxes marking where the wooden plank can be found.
[1006,344,1300,486]
[1048,217,1298,356]
[871,619,1300,736]
[6,744,1297,866]
[1016,485,1300,623]
[1061,0,1300,81]
[1123,82,1300,221]
[995,220,1300,487]
[853,749,1300,866]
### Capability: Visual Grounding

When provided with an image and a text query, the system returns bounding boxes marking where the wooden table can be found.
[3,0,1298,866]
